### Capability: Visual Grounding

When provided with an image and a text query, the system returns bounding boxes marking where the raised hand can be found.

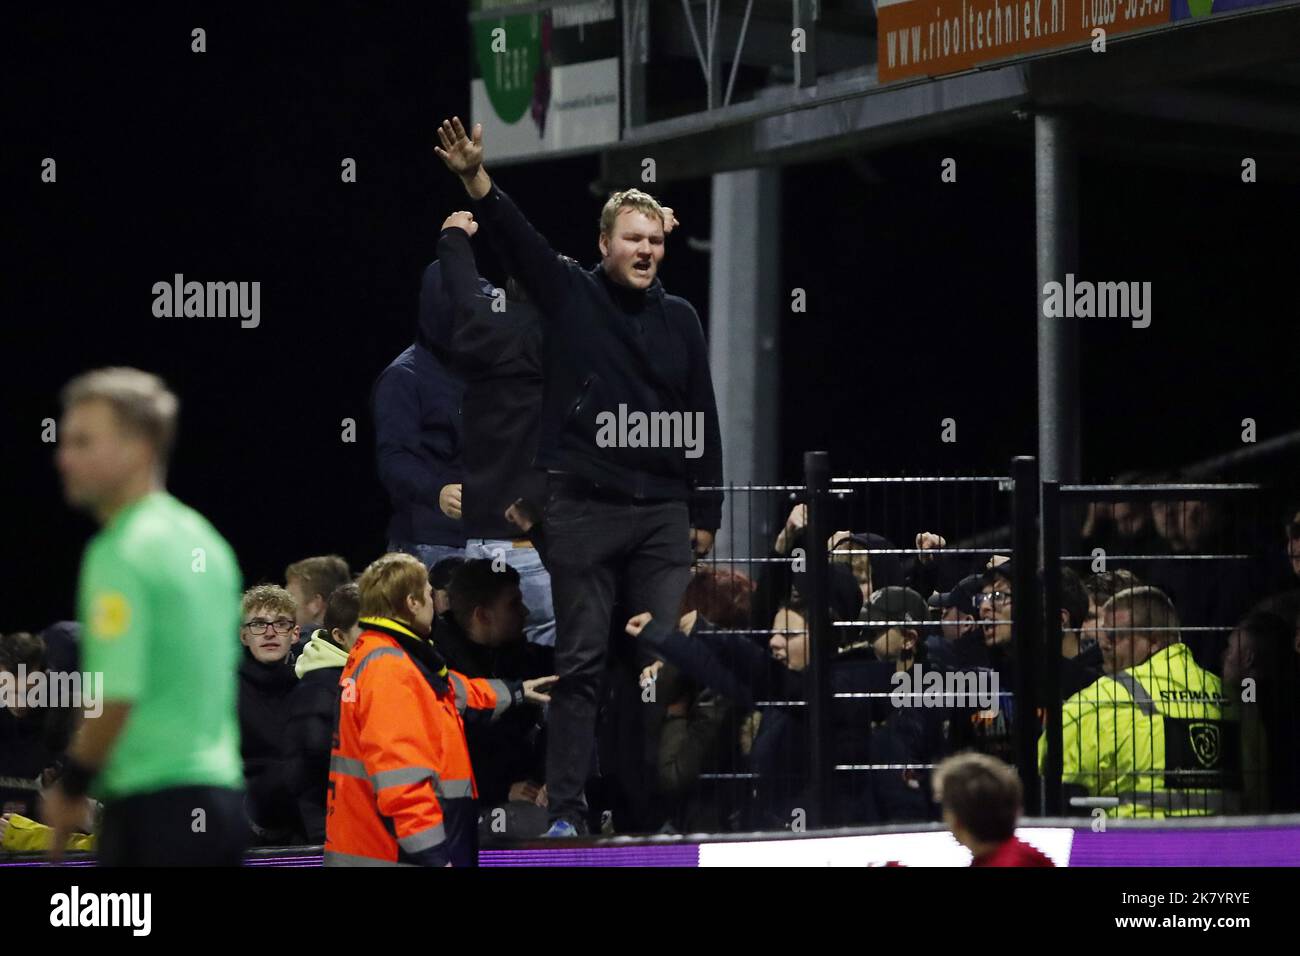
[915,531,947,565]
[434,117,484,180]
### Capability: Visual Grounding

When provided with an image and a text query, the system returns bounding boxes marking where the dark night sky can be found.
[5,2,1297,632]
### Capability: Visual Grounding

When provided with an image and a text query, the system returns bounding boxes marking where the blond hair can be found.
[242,584,297,621]
[358,553,428,622]
[599,189,664,236]
[61,367,179,459]
[1102,585,1180,642]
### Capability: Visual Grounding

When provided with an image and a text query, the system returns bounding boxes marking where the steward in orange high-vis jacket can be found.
[324,553,555,867]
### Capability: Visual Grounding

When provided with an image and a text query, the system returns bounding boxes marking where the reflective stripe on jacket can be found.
[1040,642,1241,818]
[323,617,521,866]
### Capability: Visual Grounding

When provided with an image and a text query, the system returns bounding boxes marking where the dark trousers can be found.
[543,480,693,830]
[98,786,248,866]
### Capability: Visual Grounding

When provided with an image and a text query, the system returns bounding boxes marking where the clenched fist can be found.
[442,211,478,236]
[439,483,463,521]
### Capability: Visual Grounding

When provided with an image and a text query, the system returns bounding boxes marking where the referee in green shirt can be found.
[45,367,247,865]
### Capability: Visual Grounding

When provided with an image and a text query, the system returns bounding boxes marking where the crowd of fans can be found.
[2,136,1296,852]
[3,493,1296,851]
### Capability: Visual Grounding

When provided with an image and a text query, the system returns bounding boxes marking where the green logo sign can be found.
[473,14,541,125]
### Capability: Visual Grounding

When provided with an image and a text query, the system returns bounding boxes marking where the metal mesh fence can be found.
[645,458,1299,834]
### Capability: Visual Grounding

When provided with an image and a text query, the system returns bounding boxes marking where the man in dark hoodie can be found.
[237,585,305,845]
[436,117,723,835]
[373,257,478,572]
[286,582,361,844]
[433,212,555,649]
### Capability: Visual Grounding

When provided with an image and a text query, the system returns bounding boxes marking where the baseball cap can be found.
[858,586,930,639]
[927,574,985,613]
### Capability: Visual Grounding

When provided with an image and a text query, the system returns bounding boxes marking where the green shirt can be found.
[77,491,244,799]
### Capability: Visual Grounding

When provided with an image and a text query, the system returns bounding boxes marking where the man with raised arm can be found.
[435,116,723,836]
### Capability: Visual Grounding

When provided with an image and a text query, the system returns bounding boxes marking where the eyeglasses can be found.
[243,618,295,635]
[973,591,1012,609]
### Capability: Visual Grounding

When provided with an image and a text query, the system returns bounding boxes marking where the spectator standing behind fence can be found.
[1042,585,1241,818]
[287,582,362,844]
[954,558,1097,762]
[435,211,557,649]
[237,585,306,845]
[436,116,723,837]
[374,261,470,572]
[47,368,246,865]
[646,568,755,833]
[1147,497,1255,674]
[925,575,989,671]
[1223,607,1300,813]
[933,753,1054,867]
[630,572,949,827]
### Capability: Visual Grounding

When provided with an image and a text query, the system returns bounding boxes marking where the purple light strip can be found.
[1069,826,1300,867]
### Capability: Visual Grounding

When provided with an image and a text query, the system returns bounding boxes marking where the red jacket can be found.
[971,836,1055,867]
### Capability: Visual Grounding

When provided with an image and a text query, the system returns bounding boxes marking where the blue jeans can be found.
[465,539,556,648]
[388,542,466,573]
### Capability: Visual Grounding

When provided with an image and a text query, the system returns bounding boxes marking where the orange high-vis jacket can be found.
[323,617,523,867]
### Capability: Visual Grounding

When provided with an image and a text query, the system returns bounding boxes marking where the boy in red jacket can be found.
[933,753,1054,867]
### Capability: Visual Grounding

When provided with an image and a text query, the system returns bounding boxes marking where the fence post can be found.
[803,450,833,829]
[1040,479,1064,815]
[1011,456,1043,814]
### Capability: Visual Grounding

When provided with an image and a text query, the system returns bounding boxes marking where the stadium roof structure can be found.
[468,0,1300,535]
[474,0,1300,184]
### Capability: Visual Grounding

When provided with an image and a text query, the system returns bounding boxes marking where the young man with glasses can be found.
[237,585,306,844]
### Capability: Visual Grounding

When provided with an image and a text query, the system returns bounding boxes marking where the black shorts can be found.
[97,786,248,867]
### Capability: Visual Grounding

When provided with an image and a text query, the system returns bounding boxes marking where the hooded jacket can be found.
[372,261,466,549]
[286,632,350,843]
[469,183,723,531]
[435,228,548,539]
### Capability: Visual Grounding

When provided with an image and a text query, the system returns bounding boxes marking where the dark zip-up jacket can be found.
[470,182,724,531]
